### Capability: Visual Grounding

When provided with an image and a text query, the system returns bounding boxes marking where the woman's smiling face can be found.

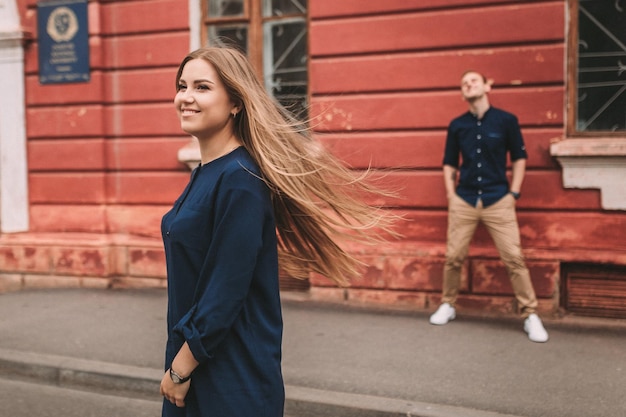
[174,58,237,140]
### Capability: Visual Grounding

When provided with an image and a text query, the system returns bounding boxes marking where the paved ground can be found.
[0,288,625,417]
[0,379,161,417]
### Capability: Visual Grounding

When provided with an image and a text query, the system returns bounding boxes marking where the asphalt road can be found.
[2,289,625,417]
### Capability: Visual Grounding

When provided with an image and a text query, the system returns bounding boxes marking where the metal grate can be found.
[563,264,626,319]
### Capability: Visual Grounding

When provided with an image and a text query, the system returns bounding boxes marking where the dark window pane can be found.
[209,0,244,17]
[263,0,306,17]
[208,25,248,54]
[264,19,307,118]
[576,1,626,132]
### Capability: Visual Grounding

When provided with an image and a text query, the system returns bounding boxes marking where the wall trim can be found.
[550,138,626,211]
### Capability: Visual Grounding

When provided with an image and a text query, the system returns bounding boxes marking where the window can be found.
[204,0,308,118]
[569,0,626,134]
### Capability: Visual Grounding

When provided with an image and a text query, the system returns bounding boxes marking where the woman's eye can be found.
[196,84,209,91]
[177,84,187,91]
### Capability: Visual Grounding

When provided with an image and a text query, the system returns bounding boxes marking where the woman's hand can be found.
[160,370,191,408]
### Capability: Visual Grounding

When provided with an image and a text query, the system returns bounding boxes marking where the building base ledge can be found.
[0,232,161,248]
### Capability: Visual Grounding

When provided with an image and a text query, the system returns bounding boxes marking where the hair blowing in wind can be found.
[176,47,399,286]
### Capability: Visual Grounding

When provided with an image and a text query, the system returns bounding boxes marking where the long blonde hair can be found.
[176,46,397,286]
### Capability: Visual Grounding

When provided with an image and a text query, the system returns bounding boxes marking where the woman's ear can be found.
[232,100,243,115]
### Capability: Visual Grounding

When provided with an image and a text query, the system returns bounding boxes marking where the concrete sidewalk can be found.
[0,288,625,417]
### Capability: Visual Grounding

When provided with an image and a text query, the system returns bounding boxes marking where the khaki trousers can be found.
[442,194,538,317]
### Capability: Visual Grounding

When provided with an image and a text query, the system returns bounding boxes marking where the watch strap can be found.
[169,368,191,384]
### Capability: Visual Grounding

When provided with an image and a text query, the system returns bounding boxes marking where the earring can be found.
[231,112,237,118]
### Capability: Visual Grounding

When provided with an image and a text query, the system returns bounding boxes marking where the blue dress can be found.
[161,147,284,417]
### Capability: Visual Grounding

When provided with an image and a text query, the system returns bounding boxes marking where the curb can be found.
[0,348,161,401]
[0,348,525,417]
[284,385,525,417]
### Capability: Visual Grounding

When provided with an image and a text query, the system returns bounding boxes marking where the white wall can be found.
[0,0,29,232]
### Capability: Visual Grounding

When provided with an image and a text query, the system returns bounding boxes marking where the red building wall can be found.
[2,0,625,318]
[306,0,626,315]
[0,0,192,290]
[25,0,189,236]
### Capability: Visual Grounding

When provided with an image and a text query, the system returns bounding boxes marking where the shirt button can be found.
[477,134,482,140]
[477,148,482,153]
[477,176,482,181]
[477,121,481,126]
[478,190,483,195]
[166,231,170,236]
[477,163,482,168]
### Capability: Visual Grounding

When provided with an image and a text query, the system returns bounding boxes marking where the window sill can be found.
[550,138,626,157]
[550,138,626,211]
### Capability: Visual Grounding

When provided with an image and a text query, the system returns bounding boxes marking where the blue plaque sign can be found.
[37,0,90,84]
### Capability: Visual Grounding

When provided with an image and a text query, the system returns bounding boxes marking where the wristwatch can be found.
[169,368,191,384]
[510,191,521,200]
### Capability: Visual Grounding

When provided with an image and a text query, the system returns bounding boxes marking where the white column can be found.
[0,0,29,232]
[188,0,201,51]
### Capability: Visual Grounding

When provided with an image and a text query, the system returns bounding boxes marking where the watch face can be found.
[170,369,182,383]
[170,368,189,383]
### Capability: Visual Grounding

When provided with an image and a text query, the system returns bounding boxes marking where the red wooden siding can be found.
[4,0,190,291]
[307,0,626,313]
[310,45,564,94]
[310,0,529,18]
[309,3,564,56]
[311,88,564,131]
[28,139,106,171]
[101,33,189,69]
[103,138,190,171]
[29,173,106,204]
[364,171,600,210]
[29,205,107,234]
[20,0,190,240]
[392,205,626,250]
[27,106,105,138]
[26,72,104,104]
[105,172,187,204]
[26,69,177,105]
[105,206,172,238]
[99,0,189,35]
[318,128,561,169]
[5,0,624,318]
[102,69,178,103]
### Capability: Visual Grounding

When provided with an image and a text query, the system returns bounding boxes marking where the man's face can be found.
[460,72,490,101]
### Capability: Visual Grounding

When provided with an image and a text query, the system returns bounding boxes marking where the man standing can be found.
[430,71,548,343]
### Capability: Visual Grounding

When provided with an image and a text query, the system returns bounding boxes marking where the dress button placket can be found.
[476,120,483,195]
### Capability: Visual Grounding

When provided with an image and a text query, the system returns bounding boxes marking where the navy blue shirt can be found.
[161,147,284,416]
[443,106,527,207]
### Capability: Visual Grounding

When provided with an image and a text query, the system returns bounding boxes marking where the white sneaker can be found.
[524,313,549,343]
[429,303,456,325]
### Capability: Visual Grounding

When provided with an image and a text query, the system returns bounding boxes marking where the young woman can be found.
[159,46,395,416]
